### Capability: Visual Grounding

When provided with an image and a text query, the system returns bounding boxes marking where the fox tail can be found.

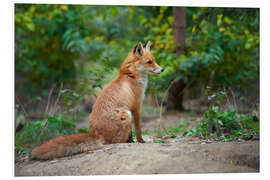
[31,133,104,160]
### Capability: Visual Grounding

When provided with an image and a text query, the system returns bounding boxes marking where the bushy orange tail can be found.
[31,133,104,160]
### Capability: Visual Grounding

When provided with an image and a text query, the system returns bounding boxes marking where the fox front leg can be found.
[132,110,144,143]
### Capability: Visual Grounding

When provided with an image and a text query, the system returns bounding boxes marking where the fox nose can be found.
[161,68,164,72]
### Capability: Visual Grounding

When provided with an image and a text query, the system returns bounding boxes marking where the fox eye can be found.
[147,60,152,64]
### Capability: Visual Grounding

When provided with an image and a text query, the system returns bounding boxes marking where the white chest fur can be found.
[139,73,148,101]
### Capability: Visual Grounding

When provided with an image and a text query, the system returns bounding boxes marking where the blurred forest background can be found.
[15,4,259,159]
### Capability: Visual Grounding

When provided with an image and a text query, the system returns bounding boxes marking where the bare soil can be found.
[15,112,259,176]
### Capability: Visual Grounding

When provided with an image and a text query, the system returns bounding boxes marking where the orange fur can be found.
[31,133,103,160]
[31,41,162,160]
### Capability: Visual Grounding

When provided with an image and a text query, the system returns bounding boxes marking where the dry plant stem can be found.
[44,84,56,117]
[159,79,175,118]
[40,84,56,141]
[229,87,243,129]
[229,87,238,113]
[223,86,231,108]
[39,83,65,142]
[153,87,160,115]
[154,93,160,109]
[176,79,193,97]
[51,82,63,115]
[15,95,29,120]
[153,87,166,135]
[156,79,177,136]
[152,85,168,136]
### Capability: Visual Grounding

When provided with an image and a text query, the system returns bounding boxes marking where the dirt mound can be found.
[15,138,259,176]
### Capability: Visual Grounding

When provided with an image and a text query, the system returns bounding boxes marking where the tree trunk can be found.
[166,7,187,112]
[166,79,186,111]
[173,7,186,54]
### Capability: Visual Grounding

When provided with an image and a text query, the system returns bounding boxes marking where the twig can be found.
[44,84,56,117]
[228,87,243,129]
[51,82,63,115]
[229,87,238,113]
[152,81,160,114]
[42,84,56,129]
[223,86,231,109]
[154,93,160,108]
[159,79,176,118]
[176,79,193,97]
[152,83,167,135]
[157,79,180,136]
[15,95,29,120]
[38,84,56,143]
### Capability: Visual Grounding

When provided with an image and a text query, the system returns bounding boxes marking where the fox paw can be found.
[127,138,134,143]
[137,138,145,143]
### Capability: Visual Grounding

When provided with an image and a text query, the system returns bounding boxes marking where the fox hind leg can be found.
[127,132,134,143]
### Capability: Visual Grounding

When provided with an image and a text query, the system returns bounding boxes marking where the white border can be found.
[13,0,260,8]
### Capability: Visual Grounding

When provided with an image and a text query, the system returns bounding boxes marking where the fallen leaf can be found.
[85,150,94,154]
[156,118,161,123]
[162,135,170,139]
[50,160,58,163]
[188,137,199,141]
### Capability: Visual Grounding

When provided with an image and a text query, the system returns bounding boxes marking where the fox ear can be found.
[144,40,151,51]
[133,42,144,57]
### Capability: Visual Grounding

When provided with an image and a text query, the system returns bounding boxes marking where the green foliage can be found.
[15,5,259,101]
[154,121,187,138]
[15,5,259,93]
[15,4,147,96]
[184,108,258,141]
[78,128,90,134]
[15,114,79,159]
[144,7,259,97]
[167,122,187,135]
[131,129,136,140]
[183,8,259,91]
[184,85,259,141]
[15,4,87,92]
[184,105,259,141]
[153,139,165,143]
[136,121,187,143]
[142,130,153,135]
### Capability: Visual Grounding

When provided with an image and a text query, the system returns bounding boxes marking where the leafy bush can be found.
[145,7,259,100]
[15,4,147,97]
[184,107,259,141]
[184,85,259,141]
[15,114,80,160]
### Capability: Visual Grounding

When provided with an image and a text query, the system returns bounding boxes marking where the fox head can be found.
[133,41,164,75]
[121,41,163,76]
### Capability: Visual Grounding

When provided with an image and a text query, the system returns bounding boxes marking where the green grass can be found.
[183,106,259,142]
[15,113,82,161]
[135,121,188,143]
[142,129,153,135]
[154,121,187,137]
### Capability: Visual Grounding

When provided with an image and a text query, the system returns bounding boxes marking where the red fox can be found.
[31,41,163,160]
